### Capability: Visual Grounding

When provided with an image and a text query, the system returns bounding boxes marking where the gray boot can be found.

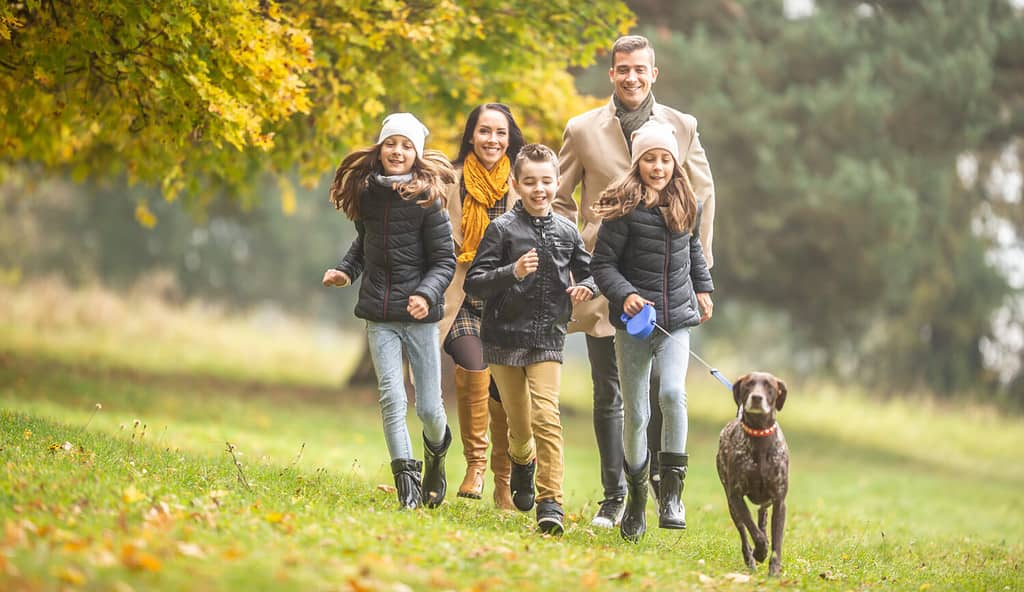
[657,452,687,529]
[620,454,649,543]
[422,428,452,509]
[391,458,423,510]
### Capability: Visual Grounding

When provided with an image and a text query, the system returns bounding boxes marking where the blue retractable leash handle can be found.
[621,303,733,392]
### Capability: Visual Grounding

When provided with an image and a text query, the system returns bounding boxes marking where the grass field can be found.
[1,281,1022,590]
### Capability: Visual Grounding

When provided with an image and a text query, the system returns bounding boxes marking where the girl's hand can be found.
[407,294,429,320]
[323,269,351,287]
[566,285,594,304]
[696,292,713,322]
[623,293,653,317]
[513,248,539,280]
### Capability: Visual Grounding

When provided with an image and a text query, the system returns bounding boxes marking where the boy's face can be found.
[512,160,558,217]
[379,135,416,176]
[609,48,658,111]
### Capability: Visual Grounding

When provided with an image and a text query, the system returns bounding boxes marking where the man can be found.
[554,34,716,528]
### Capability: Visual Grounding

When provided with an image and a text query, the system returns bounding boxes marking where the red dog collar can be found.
[741,422,778,438]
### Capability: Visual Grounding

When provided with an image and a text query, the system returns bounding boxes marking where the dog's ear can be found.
[732,374,748,408]
[774,378,788,411]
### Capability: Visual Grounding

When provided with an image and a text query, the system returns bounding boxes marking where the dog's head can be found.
[732,372,787,417]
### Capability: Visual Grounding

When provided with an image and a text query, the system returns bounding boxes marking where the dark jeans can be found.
[586,334,662,500]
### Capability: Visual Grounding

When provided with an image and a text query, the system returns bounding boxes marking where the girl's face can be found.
[379,135,416,176]
[470,108,510,170]
[638,148,675,193]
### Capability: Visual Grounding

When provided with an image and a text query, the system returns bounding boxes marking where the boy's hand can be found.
[622,293,654,317]
[407,294,429,320]
[566,285,594,304]
[323,269,351,287]
[696,292,713,322]
[513,248,539,280]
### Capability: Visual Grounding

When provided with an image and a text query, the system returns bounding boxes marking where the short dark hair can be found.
[512,143,559,180]
[454,103,526,167]
[611,35,655,68]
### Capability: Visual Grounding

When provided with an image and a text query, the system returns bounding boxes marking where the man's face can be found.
[609,48,658,111]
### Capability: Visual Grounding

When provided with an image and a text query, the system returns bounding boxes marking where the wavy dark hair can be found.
[453,103,526,168]
[592,159,698,234]
[329,144,456,221]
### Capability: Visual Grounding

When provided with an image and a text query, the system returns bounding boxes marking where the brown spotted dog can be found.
[716,372,789,576]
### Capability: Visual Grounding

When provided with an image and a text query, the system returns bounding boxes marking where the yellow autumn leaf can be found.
[58,565,87,585]
[122,485,146,504]
[278,177,296,216]
[134,202,157,229]
[265,512,284,523]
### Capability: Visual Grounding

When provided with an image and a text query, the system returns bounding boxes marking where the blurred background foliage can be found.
[1,0,1022,403]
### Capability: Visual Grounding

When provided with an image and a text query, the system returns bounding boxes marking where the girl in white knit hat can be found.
[590,119,715,542]
[322,113,458,510]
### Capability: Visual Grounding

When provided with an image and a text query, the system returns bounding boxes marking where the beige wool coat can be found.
[438,166,520,342]
[554,98,716,338]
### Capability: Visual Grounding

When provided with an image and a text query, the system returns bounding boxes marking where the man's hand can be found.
[566,285,594,304]
[322,269,351,287]
[696,292,713,323]
[513,248,539,280]
[407,294,429,320]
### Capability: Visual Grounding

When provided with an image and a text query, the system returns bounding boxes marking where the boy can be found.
[464,144,597,534]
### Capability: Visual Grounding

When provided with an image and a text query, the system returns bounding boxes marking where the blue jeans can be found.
[366,321,448,460]
[615,328,690,470]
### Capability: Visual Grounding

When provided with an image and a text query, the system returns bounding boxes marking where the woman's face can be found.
[379,135,416,176]
[470,108,510,170]
[638,148,675,193]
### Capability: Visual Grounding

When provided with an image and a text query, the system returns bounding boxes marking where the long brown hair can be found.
[328,145,456,220]
[591,160,698,234]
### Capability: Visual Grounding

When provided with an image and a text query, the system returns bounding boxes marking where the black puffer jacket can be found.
[335,177,455,323]
[464,202,597,351]
[592,203,713,332]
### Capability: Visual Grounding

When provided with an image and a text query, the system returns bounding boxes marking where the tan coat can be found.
[554,99,716,338]
[438,167,520,341]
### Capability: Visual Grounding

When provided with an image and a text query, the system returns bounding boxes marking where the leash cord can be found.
[651,322,734,392]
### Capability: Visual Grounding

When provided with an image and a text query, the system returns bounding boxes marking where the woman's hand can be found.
[622,293,653,317]
[696,292,713,322]
[407,294,429,320]
[322,269,351,287]
[566,285,594,304]
[513,248,539,280]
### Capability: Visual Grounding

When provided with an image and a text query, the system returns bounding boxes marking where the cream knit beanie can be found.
[629,120,679,168]
[378,113,429,158]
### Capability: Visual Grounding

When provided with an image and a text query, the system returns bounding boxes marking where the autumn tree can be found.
[0,0,633,217]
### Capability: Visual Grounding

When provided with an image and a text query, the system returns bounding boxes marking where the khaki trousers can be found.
[489,361,564,504]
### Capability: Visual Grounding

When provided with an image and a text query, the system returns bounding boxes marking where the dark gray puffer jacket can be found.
[592,203,713,332]
[334,176,455,323]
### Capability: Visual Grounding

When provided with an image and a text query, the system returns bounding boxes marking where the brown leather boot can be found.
[455,366,490,499]
[488,397,514,510]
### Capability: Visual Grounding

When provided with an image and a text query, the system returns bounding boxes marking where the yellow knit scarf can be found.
[458,153,510,263]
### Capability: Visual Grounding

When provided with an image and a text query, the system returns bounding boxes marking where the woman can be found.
[439,103,525,509]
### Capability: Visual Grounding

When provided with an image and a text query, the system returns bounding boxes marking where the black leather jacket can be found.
[465,202,597,351]
[335,176,455,323]
[592,203,713,332]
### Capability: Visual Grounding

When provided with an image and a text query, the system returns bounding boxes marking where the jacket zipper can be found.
[382,202,391,320]
[663,226,671,328]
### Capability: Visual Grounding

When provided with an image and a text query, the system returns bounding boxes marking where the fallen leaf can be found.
[58,565,87,585]
[607,571,631,580]
[376,484,396,494]
[698,573,715,585]
[177,542,205,558]
[123,485,145,504]
[265,512,285,523]
[724,572,752,583]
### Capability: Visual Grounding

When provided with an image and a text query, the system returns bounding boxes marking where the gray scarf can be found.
[613,92,655,154]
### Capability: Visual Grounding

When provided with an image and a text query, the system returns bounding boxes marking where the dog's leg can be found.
[769,499,786,576]
[752,504,769,563]
[726,494,756,570]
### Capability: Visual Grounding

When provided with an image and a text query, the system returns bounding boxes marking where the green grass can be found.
[0,285,1022,590]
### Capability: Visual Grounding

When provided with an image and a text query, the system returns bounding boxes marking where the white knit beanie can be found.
[377,113,429,159]
[629,120,679,168]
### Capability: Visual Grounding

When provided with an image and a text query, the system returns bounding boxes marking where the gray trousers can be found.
[586,334,662,500]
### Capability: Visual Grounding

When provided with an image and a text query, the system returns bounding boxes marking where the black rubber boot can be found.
[422,427,452,509]
[657,452,687,529]
[620,454,649,543]
[509,457,536,512]
[391,458,423,510]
